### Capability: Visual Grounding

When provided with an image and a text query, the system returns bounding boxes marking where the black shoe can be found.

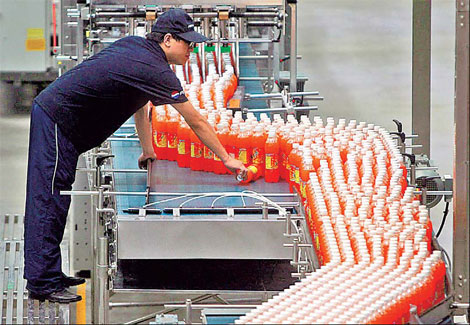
[63,275,86,287]
[29,289,82,303]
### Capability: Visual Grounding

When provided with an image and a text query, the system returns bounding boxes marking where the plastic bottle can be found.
[237,124,252,165]
[176,119,190,168]
[237,164,263,184]
[215,122,229,174]
[190,129,203,171]
[300,156,315,203]
[153,106,168,160]
[251,125,266,176]
[265,130,280,183]
[166,111,179,161]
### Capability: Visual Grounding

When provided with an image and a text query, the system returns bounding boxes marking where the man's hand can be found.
[138,151,157,169]
[223,156,248,180]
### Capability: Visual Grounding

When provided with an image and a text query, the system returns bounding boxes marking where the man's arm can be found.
[172,100,247,176]
[134,103,157,169]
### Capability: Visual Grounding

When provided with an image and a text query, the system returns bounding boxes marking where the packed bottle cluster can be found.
[233,119,446,324]
[148,46,447,324]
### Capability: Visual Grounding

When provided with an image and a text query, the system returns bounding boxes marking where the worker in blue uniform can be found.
[25,9,247,303]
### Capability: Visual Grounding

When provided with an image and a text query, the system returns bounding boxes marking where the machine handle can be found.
[393,119,403,133]
[401,153,416,165]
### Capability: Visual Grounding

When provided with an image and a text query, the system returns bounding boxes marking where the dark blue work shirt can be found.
[35,36,188,153]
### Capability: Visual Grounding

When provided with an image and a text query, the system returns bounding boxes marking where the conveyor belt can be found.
[111,123,293,215]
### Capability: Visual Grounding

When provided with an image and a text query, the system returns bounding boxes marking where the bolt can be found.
[459,275,463,280]
[459,283,463,287]
[458,295,463,300]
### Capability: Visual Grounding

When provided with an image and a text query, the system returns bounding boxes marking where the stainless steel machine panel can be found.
[91,0,283,6]
[117,218,291,259]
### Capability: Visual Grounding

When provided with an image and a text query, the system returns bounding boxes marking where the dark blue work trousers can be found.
[24,102,80,295]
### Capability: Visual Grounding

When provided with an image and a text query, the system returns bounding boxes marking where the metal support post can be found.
[411,0,431,156]
[185,299,192,324]
[453,0,470,319]
[288,0,297,92]
[98,237,109,324]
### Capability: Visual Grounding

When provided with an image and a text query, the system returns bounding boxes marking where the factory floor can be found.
[0,0,456,323]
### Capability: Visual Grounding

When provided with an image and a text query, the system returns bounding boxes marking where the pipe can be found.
[289,0,297,92]
[95,21,128,27]
[61,190,297,197]
[243,106,318,113]
[98,237,109,324]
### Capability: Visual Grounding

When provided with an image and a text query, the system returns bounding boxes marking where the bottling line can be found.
[8,0,468,324]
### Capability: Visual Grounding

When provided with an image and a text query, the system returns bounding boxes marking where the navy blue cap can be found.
[152,9,209,43]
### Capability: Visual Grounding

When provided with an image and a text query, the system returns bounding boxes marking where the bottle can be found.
[252,125,266,176]
[238,164,263,184]
[190,129,203,171]
[237,124,252,166]
[214,122,229,174]
[166,111,179,161]
[300,156,315,203]
[227,122,239,162]
[176,119,190,168]
[153,106,168,160]
[265,130,280,183]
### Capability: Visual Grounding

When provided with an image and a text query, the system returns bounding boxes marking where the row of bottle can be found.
[234,118,445,323]
[236,250,446,324]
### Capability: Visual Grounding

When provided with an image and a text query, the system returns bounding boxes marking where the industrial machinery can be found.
[47,0,469,324]
[57,1,325,323]
[0,0,63,113]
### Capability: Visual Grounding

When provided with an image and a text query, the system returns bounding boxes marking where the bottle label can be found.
[252,148,264,165]
[156,132,167,148]
[178,139,186,155]
[204,146,214,160]
[295,167,300,184]
[238,148,248,164]
[300,181,307,198]
[247,165,259,174]
[265,153,278,170]
[168,134,178,149]
[289,164,295,181]
[214,154,221,161]
[191,142,202,158]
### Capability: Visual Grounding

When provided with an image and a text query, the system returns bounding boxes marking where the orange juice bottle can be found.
[238,164,263,184]
[300,156,315,203]
[287,143,300,192]
[237,124,252,166]
[215,122,229,174]
[265,130,280,183]
[190,129,203,171]
[167,111,179,161]
[154,106,168,160]
[177,119,190,168]
[251,125,266,176]
[227,122,239,162]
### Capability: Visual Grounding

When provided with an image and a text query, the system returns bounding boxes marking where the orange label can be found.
[265,153,278,170]
[168,134,177,149]
[191,142,202,158]
[204,147,214,159]
[156,132,167,148]
[238,148,248,164]
[248,165,259,174]
[178,139,186,155]
[252,148,264,165]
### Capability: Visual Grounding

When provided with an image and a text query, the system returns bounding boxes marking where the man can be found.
[25,8,247,303]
